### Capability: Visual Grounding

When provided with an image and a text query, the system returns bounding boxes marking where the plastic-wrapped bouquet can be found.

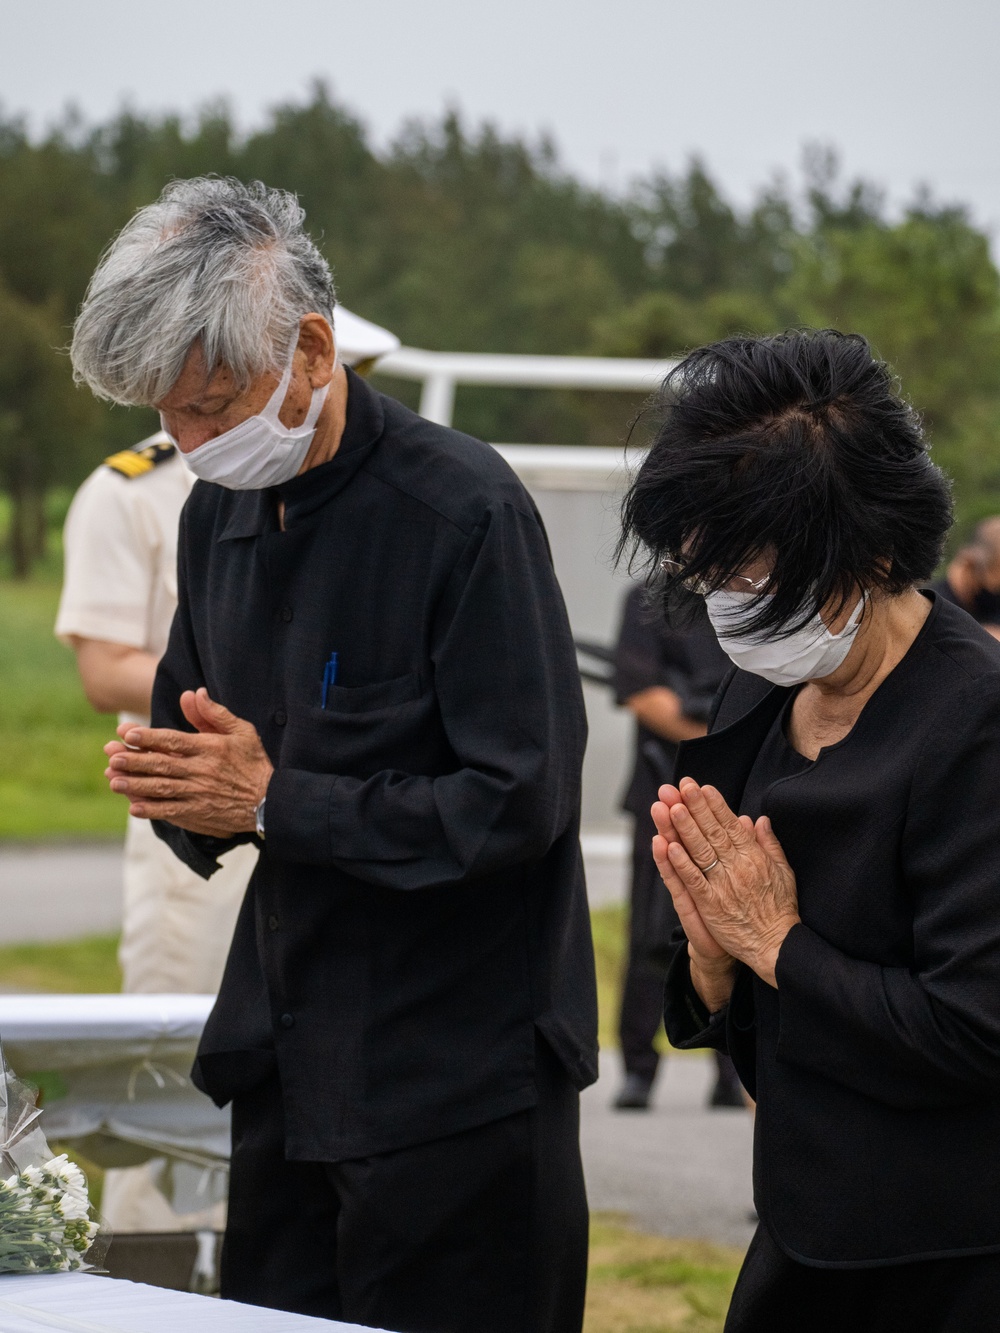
[0,1154,101,1272]
[0,1042,104,1273]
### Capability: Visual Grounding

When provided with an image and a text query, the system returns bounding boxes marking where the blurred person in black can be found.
[611,584,743,1110]
[622,330,1000,1332]
[931,516,1000,639]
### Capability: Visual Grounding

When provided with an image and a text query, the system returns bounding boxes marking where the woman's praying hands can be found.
[650,777,800,1009]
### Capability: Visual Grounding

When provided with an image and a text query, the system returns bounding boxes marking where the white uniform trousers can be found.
[101,818,257,1232]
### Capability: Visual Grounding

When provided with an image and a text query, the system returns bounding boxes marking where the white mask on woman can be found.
[165,342,331,491]
[705,590,867,686]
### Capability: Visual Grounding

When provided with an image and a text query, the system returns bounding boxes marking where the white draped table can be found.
[0,995,228,1211]
[0,1273,392,1332]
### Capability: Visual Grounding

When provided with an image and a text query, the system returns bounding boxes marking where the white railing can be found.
[376,346,678,427]
[491,444,647,491]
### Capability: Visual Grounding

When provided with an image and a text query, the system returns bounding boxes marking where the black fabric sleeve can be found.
[775,676,1000,1109]
[263,500,587,889]
[662,932,730,1052]
[612,586,686,705]
[150,504,256,879]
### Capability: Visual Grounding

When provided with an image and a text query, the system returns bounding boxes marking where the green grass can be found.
[593,903,627,1051]
[586,1213,743,1332]
[0,935,121,993]
[1,909,622,1017]
[592,903,673,1056]
[0,577,126,839]
[1,912,621,1013]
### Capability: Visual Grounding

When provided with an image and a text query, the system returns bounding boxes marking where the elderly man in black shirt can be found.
[72,178,597,1333]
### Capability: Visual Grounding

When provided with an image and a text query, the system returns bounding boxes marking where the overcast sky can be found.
[4,0,999,235]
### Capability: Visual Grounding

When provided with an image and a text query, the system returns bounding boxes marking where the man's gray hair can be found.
[71,177,336,405]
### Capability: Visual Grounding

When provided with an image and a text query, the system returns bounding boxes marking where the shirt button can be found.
[267,915,279,932]
[280,1013,295,1029]
[280,606,293,623]
[274,709,287,726]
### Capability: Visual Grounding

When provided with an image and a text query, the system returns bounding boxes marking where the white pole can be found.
[419,374,456,426]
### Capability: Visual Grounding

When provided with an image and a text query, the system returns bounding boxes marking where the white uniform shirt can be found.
[54,432,255,1205]
[55,432,194,725]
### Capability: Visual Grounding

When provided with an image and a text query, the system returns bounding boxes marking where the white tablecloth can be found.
[0,1273,392,1332]
[0,996,228,1209]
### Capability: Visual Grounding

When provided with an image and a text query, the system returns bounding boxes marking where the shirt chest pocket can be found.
[317,672,422,715]
[282,671,428,773]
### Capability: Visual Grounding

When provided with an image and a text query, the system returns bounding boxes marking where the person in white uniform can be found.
[56,430,258,1231]
[55,309,400,1231]
[58,431,259,1000]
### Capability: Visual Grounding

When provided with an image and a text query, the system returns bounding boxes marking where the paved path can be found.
[0,842,125,941]
[581,1050,755,1249]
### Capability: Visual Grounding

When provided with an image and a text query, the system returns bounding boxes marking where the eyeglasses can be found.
[660,558,772,598]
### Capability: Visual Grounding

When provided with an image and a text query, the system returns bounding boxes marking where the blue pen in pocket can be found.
[321,652,339,708]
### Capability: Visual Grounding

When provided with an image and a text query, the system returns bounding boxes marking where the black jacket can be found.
[664,594,1000,1266]
[152,369,598,1162]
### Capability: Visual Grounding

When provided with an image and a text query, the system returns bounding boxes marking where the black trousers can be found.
[620,818,741,1096]
[726,1224,1000,1333]
[619,816,671,1082]
[221,1034,589,1333]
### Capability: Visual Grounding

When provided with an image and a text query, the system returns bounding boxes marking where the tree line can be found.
[2,82,999,575]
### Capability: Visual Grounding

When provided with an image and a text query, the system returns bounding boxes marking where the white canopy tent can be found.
[332,307,400,367]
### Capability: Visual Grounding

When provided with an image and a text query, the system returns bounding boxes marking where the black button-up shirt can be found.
[152,369,597,1162]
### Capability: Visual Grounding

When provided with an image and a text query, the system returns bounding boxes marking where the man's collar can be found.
[218,368,385,540]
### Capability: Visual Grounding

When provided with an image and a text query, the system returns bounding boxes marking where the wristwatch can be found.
[254,797,266,841]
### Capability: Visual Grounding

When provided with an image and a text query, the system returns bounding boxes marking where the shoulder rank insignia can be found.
[103,439,176,479]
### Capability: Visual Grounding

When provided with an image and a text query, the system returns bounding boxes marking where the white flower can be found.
[56,1195,89,1221]
[0,1155,100,1272]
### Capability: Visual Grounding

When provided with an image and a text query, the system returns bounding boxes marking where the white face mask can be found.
[705,590,867,686]
[164,343,331,490]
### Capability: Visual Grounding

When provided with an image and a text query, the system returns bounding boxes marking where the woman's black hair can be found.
[619,329,954,636]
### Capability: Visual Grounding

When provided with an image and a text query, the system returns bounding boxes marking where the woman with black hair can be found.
[621,329,1000,1332]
